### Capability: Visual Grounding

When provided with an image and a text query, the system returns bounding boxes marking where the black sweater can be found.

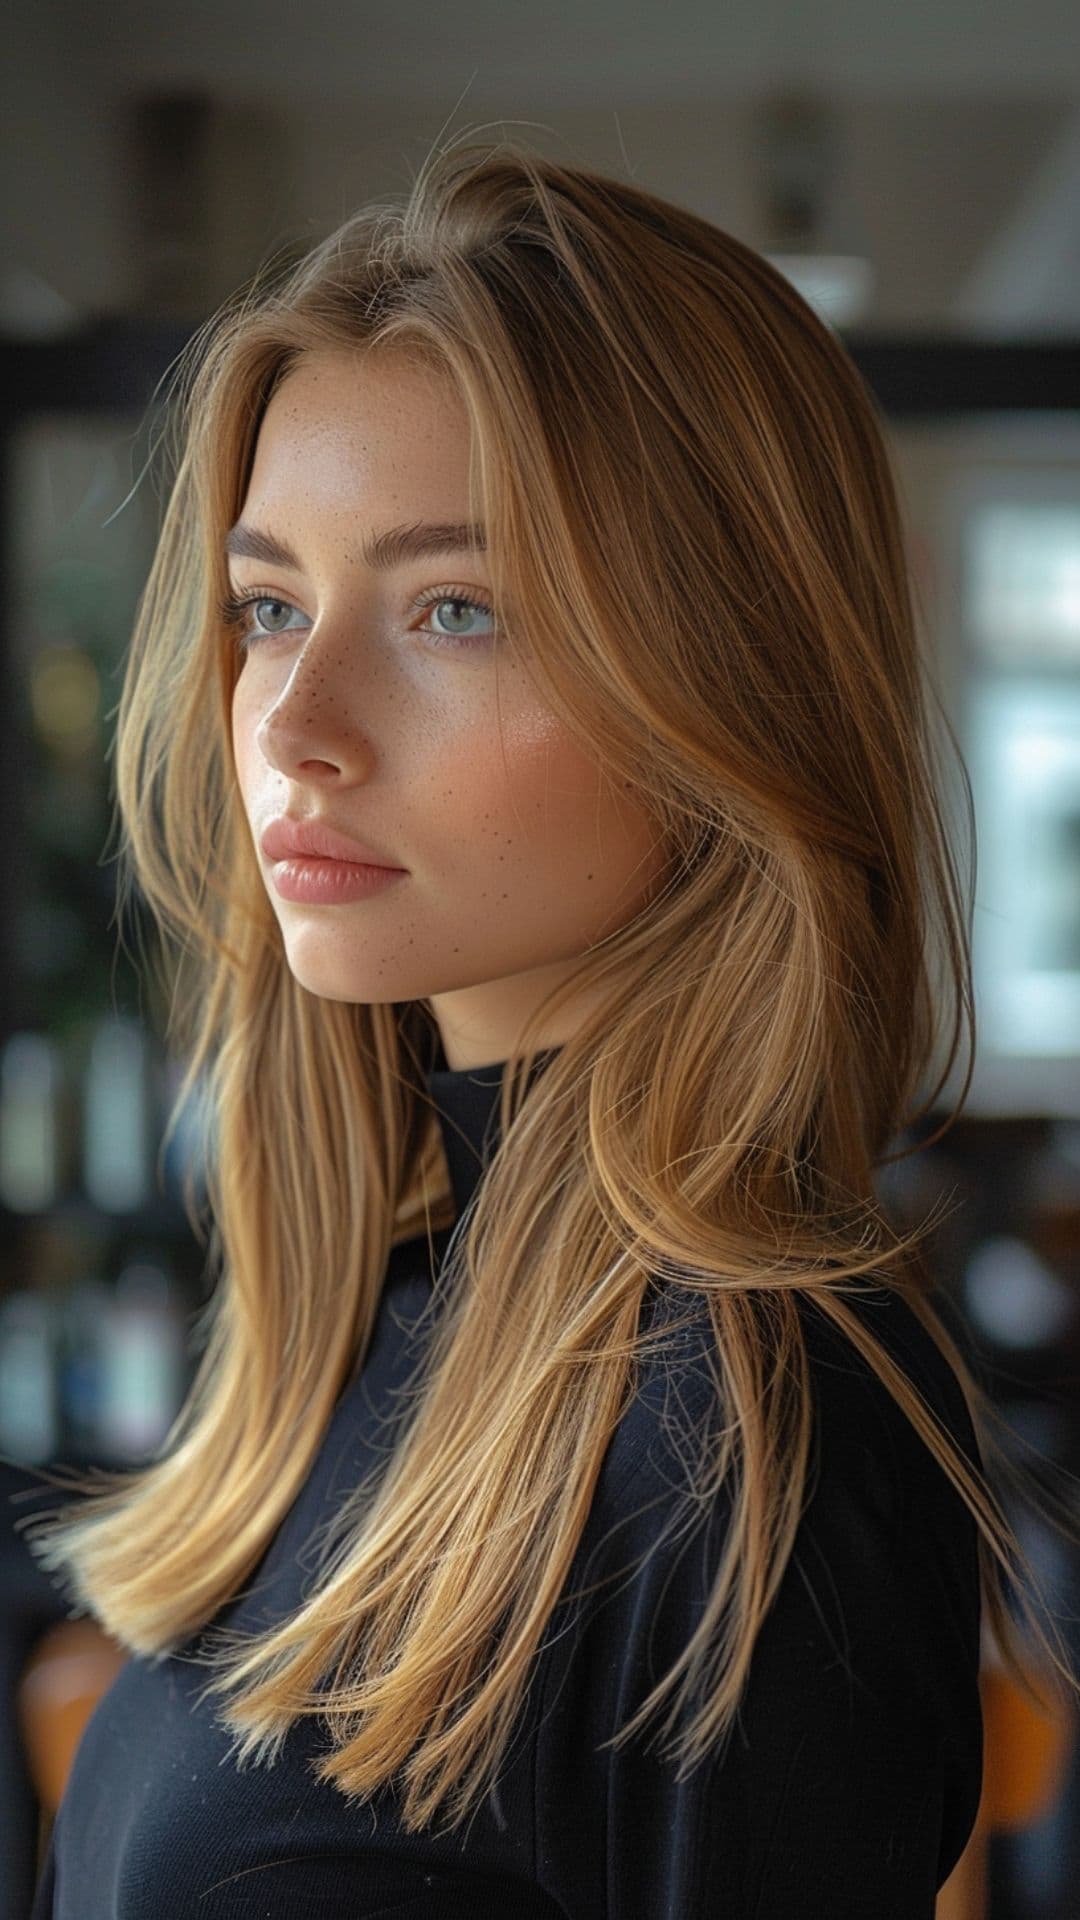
[31,1052,984,1917]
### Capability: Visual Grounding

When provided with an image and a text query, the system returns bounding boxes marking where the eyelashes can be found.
[218,585,497,655]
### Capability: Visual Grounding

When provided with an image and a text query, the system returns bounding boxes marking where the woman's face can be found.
[229,346,668,1070]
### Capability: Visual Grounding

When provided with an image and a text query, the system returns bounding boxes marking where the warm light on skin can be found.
[229,346,670,1071]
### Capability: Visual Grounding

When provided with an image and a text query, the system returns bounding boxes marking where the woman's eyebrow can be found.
[223,519,487,571]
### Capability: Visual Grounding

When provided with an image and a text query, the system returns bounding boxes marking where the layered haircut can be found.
[23,133,1079,1834]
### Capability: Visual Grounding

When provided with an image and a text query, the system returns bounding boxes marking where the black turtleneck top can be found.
[31,1049,984,1917]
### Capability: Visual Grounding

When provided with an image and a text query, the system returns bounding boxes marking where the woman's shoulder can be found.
[591,1276,982,1570]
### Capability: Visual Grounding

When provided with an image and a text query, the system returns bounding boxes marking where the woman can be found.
[23,136,1077,1917]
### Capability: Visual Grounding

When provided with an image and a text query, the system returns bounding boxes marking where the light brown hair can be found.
[23,132,1080,1834]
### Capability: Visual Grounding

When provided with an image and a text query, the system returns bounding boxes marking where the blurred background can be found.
[2,4,1079,1917]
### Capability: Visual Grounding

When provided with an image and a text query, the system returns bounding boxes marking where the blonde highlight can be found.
[20,130,1080,1838]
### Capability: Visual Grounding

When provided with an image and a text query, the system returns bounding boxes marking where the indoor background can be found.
[2,4,1079,1917]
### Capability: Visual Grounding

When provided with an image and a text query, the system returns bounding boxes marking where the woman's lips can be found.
[269,857,409,904]
[260,816,405,868]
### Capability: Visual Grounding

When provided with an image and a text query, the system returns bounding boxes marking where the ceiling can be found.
[5,0,1080,333]
[53,0,1080,103]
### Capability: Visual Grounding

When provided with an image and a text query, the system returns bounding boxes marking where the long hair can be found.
[22,132,1080,1834]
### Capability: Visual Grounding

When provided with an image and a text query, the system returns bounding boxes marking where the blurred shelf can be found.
[1,1189,200,1238]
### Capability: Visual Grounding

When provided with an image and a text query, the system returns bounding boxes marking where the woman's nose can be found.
[254,646,378,783]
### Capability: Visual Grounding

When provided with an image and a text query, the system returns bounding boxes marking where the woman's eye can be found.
[219,592,305,648]
[414,589,496,648]
[219,587,496,653]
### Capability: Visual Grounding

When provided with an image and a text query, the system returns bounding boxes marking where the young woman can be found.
[23,136,1077,1917]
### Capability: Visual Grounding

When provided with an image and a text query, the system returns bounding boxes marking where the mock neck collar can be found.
[425,1046,563,1219]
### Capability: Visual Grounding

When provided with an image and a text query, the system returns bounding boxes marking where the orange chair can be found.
[935,1654,1075,1920]
[17,1618,129,1817]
